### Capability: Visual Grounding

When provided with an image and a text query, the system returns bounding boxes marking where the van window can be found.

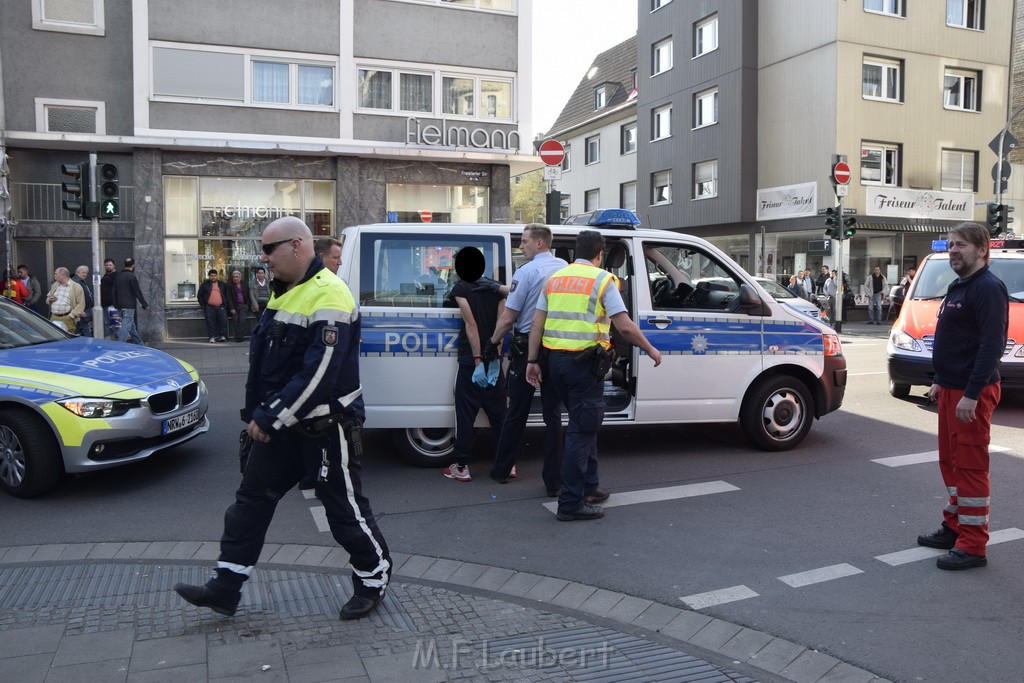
[644,243,742,310]
[359,233,505,308]
[914,256,1024,302]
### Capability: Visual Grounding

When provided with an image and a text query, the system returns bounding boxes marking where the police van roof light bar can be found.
[564,208,641,229]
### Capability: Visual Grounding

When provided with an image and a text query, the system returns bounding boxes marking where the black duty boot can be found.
[173,581,241,616]
[936,548,987,570]
[917,522,958,550]
[339,591,385,620]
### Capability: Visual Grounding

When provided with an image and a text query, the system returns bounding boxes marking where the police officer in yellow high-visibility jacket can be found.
[175,217,391,621]
[526,230,662,521]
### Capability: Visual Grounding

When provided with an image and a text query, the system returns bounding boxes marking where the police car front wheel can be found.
[393,427,456,467]
[0,409,63,498]
[740,376,813,451]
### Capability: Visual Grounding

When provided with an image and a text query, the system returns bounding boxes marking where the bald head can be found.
[261,217,315,286]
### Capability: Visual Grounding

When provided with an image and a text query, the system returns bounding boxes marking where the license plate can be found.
[163,408,201,435]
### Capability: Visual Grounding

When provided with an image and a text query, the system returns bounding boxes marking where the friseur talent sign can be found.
[866,187,974,220]
[755,182,818,221]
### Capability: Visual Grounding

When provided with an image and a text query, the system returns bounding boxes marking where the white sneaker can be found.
[209,337,216,343]
[443,464,471,481]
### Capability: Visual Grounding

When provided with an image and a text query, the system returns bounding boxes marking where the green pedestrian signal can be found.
[101,200,119,217]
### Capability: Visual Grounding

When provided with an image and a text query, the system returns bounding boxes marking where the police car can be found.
[340,209,847,465]
[887,238,1024,398]
[0,297,210,498]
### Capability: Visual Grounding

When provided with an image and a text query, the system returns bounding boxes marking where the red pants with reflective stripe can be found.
[937,383,1000,556]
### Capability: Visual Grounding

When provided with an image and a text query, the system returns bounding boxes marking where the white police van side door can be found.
[633,240,765,422]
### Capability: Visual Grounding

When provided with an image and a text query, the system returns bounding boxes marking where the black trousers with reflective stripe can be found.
[220,422,391,597]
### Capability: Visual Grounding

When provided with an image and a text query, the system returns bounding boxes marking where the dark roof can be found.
[544,35,637,138]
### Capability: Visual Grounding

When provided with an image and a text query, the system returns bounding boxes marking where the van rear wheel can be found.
[392,428,456,467]
[740,375,813,451]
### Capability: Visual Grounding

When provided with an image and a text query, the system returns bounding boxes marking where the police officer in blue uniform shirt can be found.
[484,224,568,495]
[175,217,391,621]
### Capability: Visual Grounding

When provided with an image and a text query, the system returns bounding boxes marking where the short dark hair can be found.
[103,258,114,265]
[17,264,27,271]
[949,222,991,264]
[124,257,135,268]
[208,269,217,276]
[314,237,342,256]
[255,266,265,273]
[575,230,605,261]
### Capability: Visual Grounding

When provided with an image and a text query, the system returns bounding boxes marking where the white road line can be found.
[681,585,759,609]
[778,563,863,588]
[310,506,330,533]
[542,480,739,513]
[875,527,1024,566]
[873,445,1009,467]
[848,371,888,376]
[301,489,317,500]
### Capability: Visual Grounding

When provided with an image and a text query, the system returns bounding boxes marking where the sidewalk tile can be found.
[129,634,206,672]
[0,624,64,657]
[207,640,284,679]
[549,581,596,609]
[720,627,774,662]
[287,660,369,682]
[444,562,489,587]
[496,571,543,597]
[48,657,130,681]
[267,544,305,564]
[747,637,805,674]
[578,588,624,617]
[167,541,203,560]
[257,543,282,563]
[523,576,568,602]
[295,546,331,566]
[86,543,124,559]
[51,629,134,666]
[193,542,220,561]
[362,651,446,683]
[688,618,743,651]
[139,542,178,559]
[57,543,93,560]
[4,653,53,681]
[127,663,207,682]
[818,662,880,683]
[395,555,436,579]
[470,566,515,590]
[780,650,842,683]
[113,542,150,559]
[1,545,38,562]
[419,558,462,582]
[30,544,67,561]
[659,611,712,641]
[387,552,412,573]
[630,603,682,630]
[318,547,351,569]
[283,644,364,678]
[605,595,652,622]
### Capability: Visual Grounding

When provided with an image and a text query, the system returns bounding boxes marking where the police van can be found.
[339,210,847,465]
[887,238,1024,398]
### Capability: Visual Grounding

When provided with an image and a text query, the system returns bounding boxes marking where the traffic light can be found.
[824,206,839,239]
[987,204,1003,236]
[843,216,857,239]
[98,163,119,219]
[60,161,88,219]
[1002,204,1014,232]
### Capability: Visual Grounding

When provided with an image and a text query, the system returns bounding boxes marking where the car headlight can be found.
[57,398,139,418]
[890,329,923,352]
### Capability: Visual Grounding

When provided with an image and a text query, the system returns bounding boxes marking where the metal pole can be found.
[89,153,103,338]
[834,197,844,333]
[996,104,1024,206]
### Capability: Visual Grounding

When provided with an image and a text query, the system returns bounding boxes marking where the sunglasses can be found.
[261,238,294,255]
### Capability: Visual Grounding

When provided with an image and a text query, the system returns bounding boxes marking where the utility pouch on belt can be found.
[238,429,253,475]
[575,345,613,380]
[510,333,528,360]
[297,413,344,438]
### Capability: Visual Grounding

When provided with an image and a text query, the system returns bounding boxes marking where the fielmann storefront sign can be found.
[406,117,521,151]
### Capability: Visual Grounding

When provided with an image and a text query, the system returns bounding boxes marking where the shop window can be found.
[358,233,505,308]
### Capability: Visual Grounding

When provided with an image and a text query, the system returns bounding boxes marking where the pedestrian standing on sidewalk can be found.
[867,266,888,325]
[917,222,1008,570]
[198,269,230,343]
[72,265,94,336]
[17,265,42,314]
[443,246,507,483]
[100,258,118,338]
[249,266,271,318]
[227,270,251,341]
[174,216,391,620]
[46,267,85,332]
[114,257,149,344]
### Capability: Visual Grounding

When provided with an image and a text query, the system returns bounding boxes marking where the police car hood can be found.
[0,337,198,398]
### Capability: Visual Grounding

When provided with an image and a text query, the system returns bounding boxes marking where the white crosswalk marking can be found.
[875,527,1024,566]
[681,585,759,609]
[310,505,330,533]
[873,445,1009,467]
[542,480,739,513]
[778,563,863,588]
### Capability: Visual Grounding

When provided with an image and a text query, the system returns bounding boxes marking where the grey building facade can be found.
[1,0,536,339]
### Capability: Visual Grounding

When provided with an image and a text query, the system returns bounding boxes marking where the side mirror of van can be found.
[736,283,769,316]
[889,285,905,305]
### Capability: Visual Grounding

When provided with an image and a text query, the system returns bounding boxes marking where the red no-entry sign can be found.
[419,210,432,223]
[539,139,566,167]
[833,161,852,185]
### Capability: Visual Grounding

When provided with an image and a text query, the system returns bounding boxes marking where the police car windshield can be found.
[0,298,71,349]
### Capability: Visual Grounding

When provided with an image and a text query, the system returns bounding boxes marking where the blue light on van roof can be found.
[932,239,948,252]
[565,208,641,228]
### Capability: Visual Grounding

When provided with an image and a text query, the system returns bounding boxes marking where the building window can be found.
[944,69,981,111]
[652,170,672,205]
[651,0,672,10]
[430,0,514,11]
[694,87,718,128]
[400,73,433,112]
[35,98,105,134]
[861,143,900,185]
[864,0,904,17]
[652,104,672,140]
[585,135,601,165]
[620,181,637,211]
[694,14,718,58]
[694,160,718,199]
[621,122,637,154]
[947,0,984,29]
[595,86,606,110]
[653,38,673,76]
[585,189,600,211]
[355,65,512,119]
[941,149,977,191]
[862,57,902,102]
[252,62,334,107]
[561,144,571,172]
[32,0,104,36]
[358,69,392,109]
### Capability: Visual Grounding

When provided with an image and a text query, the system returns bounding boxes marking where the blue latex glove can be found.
[472,362,488,387]
[485,360,500,386]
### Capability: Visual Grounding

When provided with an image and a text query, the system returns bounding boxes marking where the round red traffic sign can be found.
[833,161,852,185]
[419,210,432,223]
[539,139,566,167]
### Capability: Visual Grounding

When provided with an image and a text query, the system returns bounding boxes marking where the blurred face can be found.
[17,267,28,279]
[77,268,88,279]
[232,273,242,284]
[947,233,986,278]
[322,244,342,274]
[208,272,218,281]
[873,267,881,275]
[104,261,115,273]
[53,270,69,284]
[255,269,266,281]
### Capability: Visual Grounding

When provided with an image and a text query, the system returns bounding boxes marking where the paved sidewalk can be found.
[0,331,891,681]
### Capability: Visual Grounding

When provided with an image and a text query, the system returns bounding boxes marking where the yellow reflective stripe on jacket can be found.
[268,268,357,319]
[542,263,616,351]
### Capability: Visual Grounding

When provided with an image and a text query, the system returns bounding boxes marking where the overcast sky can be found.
[531,1,638,139]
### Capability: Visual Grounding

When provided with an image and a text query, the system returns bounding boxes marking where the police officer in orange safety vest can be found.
[526,230,662,521]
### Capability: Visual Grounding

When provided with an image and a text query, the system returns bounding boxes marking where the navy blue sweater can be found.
[932,265,1008,399]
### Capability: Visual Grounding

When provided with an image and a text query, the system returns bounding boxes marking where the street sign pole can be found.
[88,152,103,338]
[994,104,1024,207]
[834,197,844,333]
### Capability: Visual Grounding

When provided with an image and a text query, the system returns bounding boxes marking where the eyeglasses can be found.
[261,238,294,255]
